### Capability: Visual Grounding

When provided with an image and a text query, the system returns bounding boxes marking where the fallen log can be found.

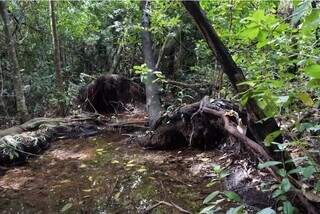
[0,113,147,165]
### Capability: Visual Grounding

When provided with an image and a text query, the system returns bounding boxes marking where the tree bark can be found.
[109,44,122,74]
[141,0,162,127]
[0,0,29,122]
[48,0,64,95]
[181,1,281,144]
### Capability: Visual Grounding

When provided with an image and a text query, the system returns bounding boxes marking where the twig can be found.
[144,200,191,214]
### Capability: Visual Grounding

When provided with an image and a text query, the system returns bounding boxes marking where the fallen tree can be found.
[141,96,319,213]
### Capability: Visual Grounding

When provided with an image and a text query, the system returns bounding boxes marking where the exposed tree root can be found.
[141,96,319,213]
[77,74,145,114]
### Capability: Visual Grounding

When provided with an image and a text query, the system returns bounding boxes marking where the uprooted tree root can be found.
[140,96,319,213]
[139,97,247,150]
[77,74,145,114]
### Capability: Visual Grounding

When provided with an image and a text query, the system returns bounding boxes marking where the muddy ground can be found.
[0,131,226,213]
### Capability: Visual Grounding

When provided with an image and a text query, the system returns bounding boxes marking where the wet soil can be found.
[0,131,226,213]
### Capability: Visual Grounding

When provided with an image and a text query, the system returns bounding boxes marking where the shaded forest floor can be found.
[0,131,216,213]
[0,106,279,213]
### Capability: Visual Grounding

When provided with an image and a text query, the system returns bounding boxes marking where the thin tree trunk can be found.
[141,0,162,127]
[109,44,122,74]
[48,0,64,95]
[0,0,29,122]
[181,1,282,147]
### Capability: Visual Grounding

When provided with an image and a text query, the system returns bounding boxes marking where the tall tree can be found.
[181,1,283,153]
[48,0,64,98]
[141,0,162,127]
[0,0,29,122]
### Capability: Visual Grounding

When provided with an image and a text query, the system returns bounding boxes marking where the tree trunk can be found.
[181,1,281,146]
[48,0,64,95]
[109,44,122,74]
[141,0,162,127]
[0,0,29,122]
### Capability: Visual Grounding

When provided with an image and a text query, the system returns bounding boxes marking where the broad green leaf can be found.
[305,64,320,79]
[258,161,282,169]
[308,79,320,88]
[239,27,260,40]
[303,9,320,29]
[264,130,282,147]
[302,165,316,178]
[257,208,276,214]
[288,167,304,175]
[226,205,244,214]
[283,201,295,214]
[281,178,291,192]
[296,92,314,107]
[277,168,287,177]
[223,191,241,202]
[203,191,220,204]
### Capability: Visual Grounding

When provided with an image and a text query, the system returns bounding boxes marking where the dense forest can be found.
[0,0,319,213]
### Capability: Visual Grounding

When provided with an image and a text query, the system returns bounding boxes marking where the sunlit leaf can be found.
[226,205,244,214]
[203,191,220,204]
[296,92,314,107]
[258,161,282,169]
[305,64,320,79]
[223,191,241,202]
[257,207,276,214]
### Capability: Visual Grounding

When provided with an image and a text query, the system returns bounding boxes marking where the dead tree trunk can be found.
[181,1,280,145]
[48,0,64,98]
[0,0,29,122]
[141,0,162,127]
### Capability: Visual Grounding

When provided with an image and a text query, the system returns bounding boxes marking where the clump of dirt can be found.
[77,74,145,114]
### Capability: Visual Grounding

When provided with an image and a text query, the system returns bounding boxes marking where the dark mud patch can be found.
[0,132,219,213]
[0,131,274,213]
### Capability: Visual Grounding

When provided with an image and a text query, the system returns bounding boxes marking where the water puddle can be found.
[0,132,223,213]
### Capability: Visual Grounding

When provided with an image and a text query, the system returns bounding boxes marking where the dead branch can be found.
[144,200,191,214]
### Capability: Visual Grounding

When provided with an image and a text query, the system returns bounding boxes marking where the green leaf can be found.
[61,203,73,212]
[226,205,244,214]
[277,168,287,177]
[308,79,320,88]
[303,9,320,29]
[223,191,241,202]
[305,64,320,79]
[258,161,282,169]
[281,178,291,193]
[296,92,314,107]
[203,191,220,204]
[239,27,260,40]
[302,165,316,178]
[257,207,276,214]
[283,201,295,214]
[292,0,311,26]
[199,205,216,214]
[264,130,282,146]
